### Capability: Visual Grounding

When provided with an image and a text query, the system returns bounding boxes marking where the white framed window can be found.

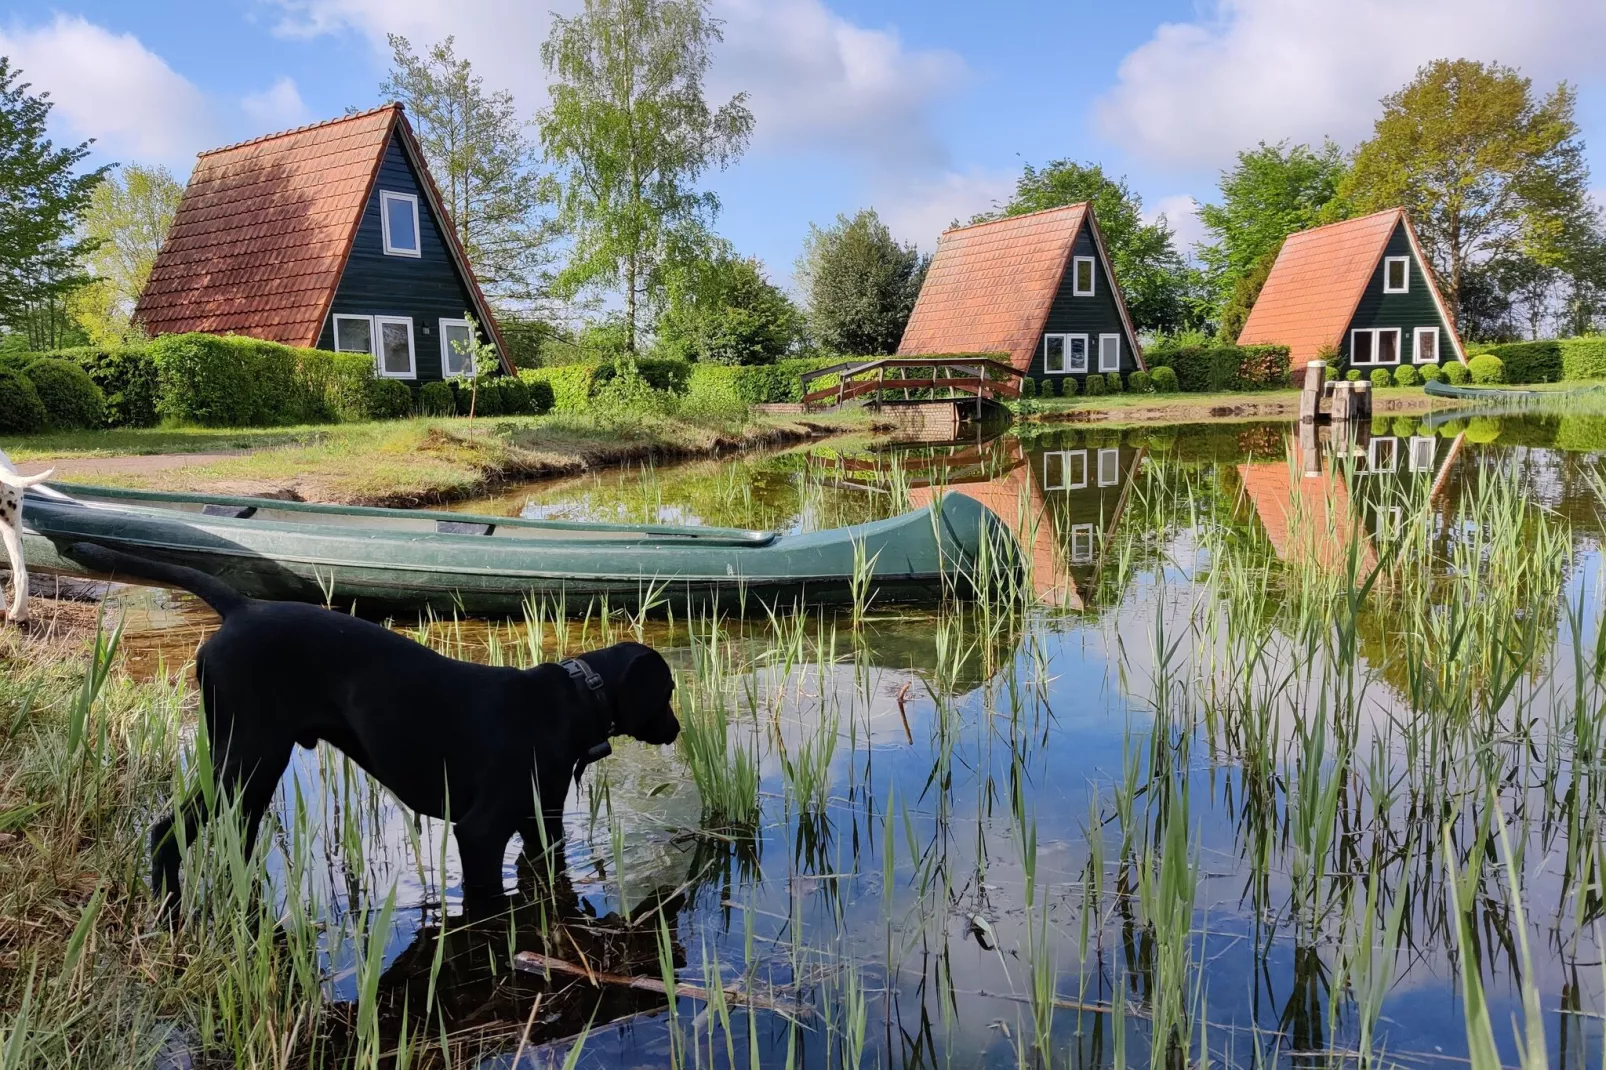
[440,318,476,378]
[1070,523,1095,564]
[1366,436,1398,474]
[380,191,421,257]
[1044,334,1066,374]
[1097,447,1120,487]
[1067,335,1088,373]
[1098,334,1121,373]
[1043,334,1088,374]
[374,315,416,378]
[1043,450,1087,491]
[1383,256,1409,293]
[333,314,374,355]
[1408,436,1437,473]
[1413,326,1439,365]
[1374,506,1404,543]
[1072,256,1096,297]
[1350,328,1401,366]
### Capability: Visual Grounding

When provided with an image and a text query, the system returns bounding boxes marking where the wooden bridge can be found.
[801,356,1024,439]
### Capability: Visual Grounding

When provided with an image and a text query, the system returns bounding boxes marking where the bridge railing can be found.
[800,357,1024,409]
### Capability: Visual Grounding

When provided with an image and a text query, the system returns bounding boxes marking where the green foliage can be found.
[1369,368,1393,389]
[1442,360,1471,384]
[1082,373,1105,397]
[1040,377,1057,399]
[147,334,374,427]
[1392,363,1422,386]
[1344,59,1593,324]
[36,344,159,427]
[540,0,755,350]
[364,377,414,420]
[1561,336,1606,379]
[797,209,927,355]
[0,365,46,431]
[1199,140,1350,320]
[1477,340,1561,383]
[70,163,183,346]
[1128,369,1153,393]
[656,253,803,364]
[418,380,455,416]
[1059,376,1078,398]
[981,159,1195,334]
[590,357,679,420]
[1019,376,1037,398]
[1419,362,1445,383]
[1345,369,1361,381]
[1468,353,1506,384]
[593,356,690,393]
[1104,371,1125,393]
[22,357,105,429]
[523,376,555,415]
[1149,365,1179,393]
[683,363,743,413]
[520,364,597,412]
[1143,343,1290,391]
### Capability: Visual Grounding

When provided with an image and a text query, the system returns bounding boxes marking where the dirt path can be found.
[15,451,249,479]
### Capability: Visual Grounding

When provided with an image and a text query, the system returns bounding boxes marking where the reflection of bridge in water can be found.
[801,357,1023,440]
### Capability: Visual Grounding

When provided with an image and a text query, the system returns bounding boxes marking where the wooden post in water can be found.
[1299,361,1326,423]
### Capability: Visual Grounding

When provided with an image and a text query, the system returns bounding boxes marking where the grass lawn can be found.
[7,408,867,506]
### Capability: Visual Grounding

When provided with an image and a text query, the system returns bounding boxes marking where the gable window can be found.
[1413,326,1439,365]
[1383,256,1409,293]
[1043,450,1087,491]
[1408,435,1437,473]
[1098,334,1121,372]
[1044,334,1088,374]
[375,315,416,378]
[333,314,373,355]
[1072,256,1096,296]
[1097,447,1120,487]
[381,191,421,257]
[440,318,476,377]
[1350,328,1400,365]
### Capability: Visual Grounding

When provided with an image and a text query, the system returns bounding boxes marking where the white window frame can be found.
[1043,450,1087,491]
[380,190,422,257]
[1072,256,1096,297]
[1408,435,1437,473]
[440,317,476,378]
[1098,334,1121,373]
[1366,436,1398,474]
[1043,334,1067,375]
[1044,334,1089,375]
[1413,326,1439,365]
[332,313,374,355]
[1097,447,1121,487]
[373,315,416,379]
[1350,327,1401,366]
[1069,523,1095,565]
[1374,505,1404,543]
[1383,256,1409,294]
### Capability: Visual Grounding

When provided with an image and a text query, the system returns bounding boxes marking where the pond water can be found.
[116,406,1606,1069]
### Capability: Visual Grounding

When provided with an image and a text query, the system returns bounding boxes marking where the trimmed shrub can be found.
[45,345,159,427]
[1040,377,1057,399]
[1392,364,1422,387]
[0,366,47,432]
[1060,376,1079,398]
[1104,372,1125,393]
[1019,376,1036,398]
[684,364,743,410]
[1468,354,1505,384]
[499,375,533,415]
[150,334,301,426]
[364,377,413,419]
[1369,368,1392,389]
[592,356,691,394]
[1419,363,1445,383]
[1345,370,1362,382]
[1561,337,1606,380]
[419,380,455,416]
[524,377,555,415]
[1127,369,1152,393]
[1480,340,1560,383]
[1150,366,1179,393]
[1442,360,1471,385]
[520,364,596,413]
[293,349,375,422]
[1083,373,1105,397]
[23,358,106,429]
[1142,343,1291,392]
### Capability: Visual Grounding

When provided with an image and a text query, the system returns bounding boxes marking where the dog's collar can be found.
[562,657,613,783]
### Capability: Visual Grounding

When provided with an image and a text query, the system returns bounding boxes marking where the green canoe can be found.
[21,483,1016,617]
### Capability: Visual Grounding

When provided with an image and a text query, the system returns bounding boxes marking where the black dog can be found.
[67,543,679,913]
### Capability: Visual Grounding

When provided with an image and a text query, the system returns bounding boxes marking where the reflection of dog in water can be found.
[349,844,690,1055]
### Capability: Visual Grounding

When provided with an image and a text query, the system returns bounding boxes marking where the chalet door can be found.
[375,316,416,378]
[1098,334,1121,372]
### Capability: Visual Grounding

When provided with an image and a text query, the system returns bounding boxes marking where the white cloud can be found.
[877,169,1016,250]
[1147,194,1206,255]
[0,15,215,165]
[241,76,311,130]
[1095,0,1606,169]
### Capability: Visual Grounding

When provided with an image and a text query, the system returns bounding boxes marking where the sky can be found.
[4,0,1604,291]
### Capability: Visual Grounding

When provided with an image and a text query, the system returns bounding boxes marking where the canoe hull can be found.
[21,489,1015,617]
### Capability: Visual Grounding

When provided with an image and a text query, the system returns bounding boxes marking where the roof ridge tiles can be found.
[939,203,1088,236]
[196,103,402,158]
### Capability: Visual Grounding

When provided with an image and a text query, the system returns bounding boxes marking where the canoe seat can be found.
[437,520,496,536]
[201,504,257,519]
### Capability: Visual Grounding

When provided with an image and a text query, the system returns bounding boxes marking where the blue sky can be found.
[4,0,1604,291]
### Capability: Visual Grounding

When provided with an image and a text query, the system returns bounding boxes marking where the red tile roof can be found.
[1237,208,1464,369]
[897,205,1143,372]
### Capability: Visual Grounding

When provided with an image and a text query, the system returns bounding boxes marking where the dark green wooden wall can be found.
[1025,224,1141,381]
[315,134,484,381]
[1342,221,1454,364]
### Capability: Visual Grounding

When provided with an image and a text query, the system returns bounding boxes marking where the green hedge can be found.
[0,366,46,432]
[1143,344,1291,392]
[1467,340,1561,384]
[520,365,596,413]
[40,344,160,427]
[1561,337,1606,380]
[1443,361,1471,385]
[23,358,105,429]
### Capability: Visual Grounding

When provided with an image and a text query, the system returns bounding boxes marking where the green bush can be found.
[1346,369,1362,382]
[1480,340,1560,383]
[524,377,555,415]
[1442,360,1471,385]
[1466,416,1503,443]
[364,377,414,419]
[0,366,47,432]
[419,380,455,416]
[499,375,533,415]
[1392,364,1422,387]
[1141,343,1291,392]
[1149,366,1179,393]
[592,356,691,394]
[1419,363,1445,383]
[1019,376,1037,398]
[1104,372,1125,393]
[520,364,596,413]
[1468,354,1505,384]
[1083,373,1105,397]
[22,358,106,429]
[1561,337,1606,380]
[1391,416,1419,438]
[1060,376,1079,398]
[45,345,159,427]
[1040,377,1057,399]
[1368,368,1392,389]
[1127,369,1152,393]
[149,334,300,426]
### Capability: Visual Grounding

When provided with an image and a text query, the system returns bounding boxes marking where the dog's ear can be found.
[613,642,679,745]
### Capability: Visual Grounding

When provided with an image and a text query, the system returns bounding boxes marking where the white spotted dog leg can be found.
[0,462,55,626]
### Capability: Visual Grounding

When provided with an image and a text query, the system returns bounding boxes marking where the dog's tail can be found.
[67,542,248,617]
